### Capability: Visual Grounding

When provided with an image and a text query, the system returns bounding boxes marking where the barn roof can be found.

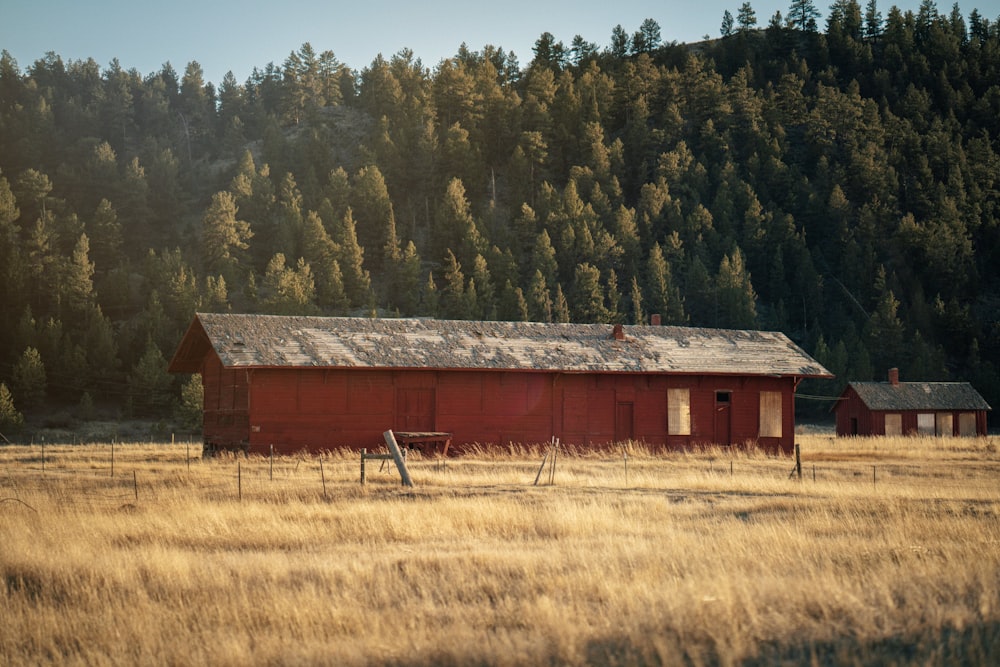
[168,313,832,378]
[846,381,992,412]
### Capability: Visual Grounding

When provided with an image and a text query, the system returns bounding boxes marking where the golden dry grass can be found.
[1,434,999,666]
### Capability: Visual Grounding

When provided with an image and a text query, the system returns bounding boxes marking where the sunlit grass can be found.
[2,434,998,665]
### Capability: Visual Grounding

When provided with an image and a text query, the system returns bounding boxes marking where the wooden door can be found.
[396,388,435,431]
[615,401,634,443]
[715,391,731,445]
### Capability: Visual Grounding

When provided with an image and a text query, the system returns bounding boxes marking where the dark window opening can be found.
[716,391,731,405]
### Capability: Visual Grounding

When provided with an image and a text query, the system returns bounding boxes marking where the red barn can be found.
[169,313,831,455]
[834,368,991,437]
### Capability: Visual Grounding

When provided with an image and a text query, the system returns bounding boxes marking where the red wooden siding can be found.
[200,353,250,450]
[223,368,799,455]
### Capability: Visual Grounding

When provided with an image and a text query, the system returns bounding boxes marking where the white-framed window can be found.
[668,388,691,436]
[884,413,902,435]
[759,391,782,438]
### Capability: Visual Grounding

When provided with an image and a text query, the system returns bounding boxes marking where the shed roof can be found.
[846,381,991,412]
[169,313,832,378]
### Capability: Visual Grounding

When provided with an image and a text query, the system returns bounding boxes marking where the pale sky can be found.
[1,0,982,85]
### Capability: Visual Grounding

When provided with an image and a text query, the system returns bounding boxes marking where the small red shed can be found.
[168,314,831,455]
[834,368,991,437]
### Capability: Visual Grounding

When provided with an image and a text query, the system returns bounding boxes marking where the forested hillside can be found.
[1,1,999,429]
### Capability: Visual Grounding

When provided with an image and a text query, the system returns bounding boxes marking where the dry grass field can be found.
[2,434,999,666]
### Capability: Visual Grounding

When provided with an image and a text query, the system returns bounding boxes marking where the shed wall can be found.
[834,387,988,437]
[231,368,797,454]
[200,353,250,450]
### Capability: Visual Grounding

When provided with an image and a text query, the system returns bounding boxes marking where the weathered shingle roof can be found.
[169,313,831,378]
[848,382,991,412]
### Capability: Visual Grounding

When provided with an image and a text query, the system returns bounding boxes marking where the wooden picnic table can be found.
[393,431,453,456]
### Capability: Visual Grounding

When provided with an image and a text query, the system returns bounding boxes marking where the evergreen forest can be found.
[1,0,999,430]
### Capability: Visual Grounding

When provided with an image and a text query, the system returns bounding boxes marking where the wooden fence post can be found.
[360,448,367,485]
[238,461,242,501]
[548,439,559,485]
[320,457,327,498]
[533,450,550,486]
[383,431,414,488]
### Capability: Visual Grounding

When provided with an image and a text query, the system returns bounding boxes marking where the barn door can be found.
[715,391,732,445]
[615,401,634,443]
[396,388,435,431]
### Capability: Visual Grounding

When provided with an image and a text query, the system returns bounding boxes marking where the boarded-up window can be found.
[759,391,782,438]
[935,413,953,436]
[958,412,977,437]
[668,388,690,436]
[917,413,935,435]
[884,413,902,435]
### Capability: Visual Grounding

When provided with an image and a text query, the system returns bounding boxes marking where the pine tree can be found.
[24,212,58,314]
[716,246,758,329]
[392,241,423,316]
[333,208,372,308]
[12,347,46,410]
[865,288,905,372]
[501,282,530,322]
[421,271,440,317]
[262,254,318,315]
[609,25,630,58]
[0,382,23,433]
[350,165,399,272]
[606,269,622,323]
[82,305,119,389]
[737,2,758,32]
[202,191,252,283]
[630,276,645,325]
[721,10,735,36]
[64,233,96,318]
[175,373,203,430]
[301,210,348,312]
[87,199,122,274]
[440,249,470,320]
[531,230,559,289]
[571,263,611,323]
[553,284,571,323]
[0,173,25,333]
[646,243,687,325]
[684,256,715,327]
[864,0,883,38]
[469,254,496,320]
[436,177,485,269]
[129,339,173,416]
[527,270,553,322]
[202,275,230,313]
[788,0,821,32]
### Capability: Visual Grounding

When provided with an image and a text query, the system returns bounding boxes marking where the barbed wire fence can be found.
[3,438,997,509]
